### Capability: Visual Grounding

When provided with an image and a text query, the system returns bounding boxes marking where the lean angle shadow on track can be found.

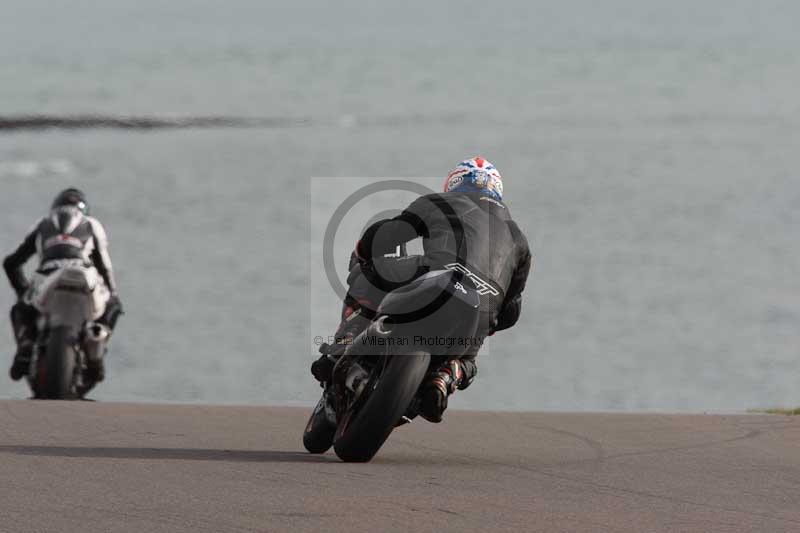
[0,445,335,463]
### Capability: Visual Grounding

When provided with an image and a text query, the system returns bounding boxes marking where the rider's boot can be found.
[311,302,372,383]
[9,340,33,381]
[419,359,477,423]
[9,302,37,381]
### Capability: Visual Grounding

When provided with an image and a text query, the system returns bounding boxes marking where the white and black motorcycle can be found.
[26,263,111,399]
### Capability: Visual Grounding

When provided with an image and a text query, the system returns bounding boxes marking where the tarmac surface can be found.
[1,400,799,533]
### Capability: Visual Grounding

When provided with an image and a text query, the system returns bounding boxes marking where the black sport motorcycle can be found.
[303,269,480,462]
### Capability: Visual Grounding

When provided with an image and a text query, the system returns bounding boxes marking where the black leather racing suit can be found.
[347,191,532,371]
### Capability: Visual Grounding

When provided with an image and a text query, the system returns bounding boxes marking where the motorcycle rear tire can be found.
[333,351,430,463]
[43,326,77,399]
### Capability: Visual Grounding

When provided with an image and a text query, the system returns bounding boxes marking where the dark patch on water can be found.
[0,115,310,132]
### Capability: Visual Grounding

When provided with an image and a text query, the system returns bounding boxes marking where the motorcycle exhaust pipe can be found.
[83,323,110,363]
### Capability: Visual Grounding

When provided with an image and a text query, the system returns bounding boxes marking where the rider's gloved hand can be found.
[493,293,522,333]
[354,238,372,268]
[348,249,362,271]
[98,293,125,332]
[14,283,29,301]
[108,293,124,315]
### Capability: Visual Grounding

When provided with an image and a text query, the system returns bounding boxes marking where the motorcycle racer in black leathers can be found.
[3,188,123,381]
[312,157,532,422]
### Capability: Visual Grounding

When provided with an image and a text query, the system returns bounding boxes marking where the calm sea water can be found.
[0,0,798,410]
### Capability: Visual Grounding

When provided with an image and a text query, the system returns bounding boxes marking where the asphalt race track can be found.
[1,401,799,533]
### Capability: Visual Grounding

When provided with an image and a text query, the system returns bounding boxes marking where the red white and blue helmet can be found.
[443,157,503,201]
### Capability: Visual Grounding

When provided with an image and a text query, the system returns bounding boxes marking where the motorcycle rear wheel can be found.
[333,351,430,462]
[42,326,77,399]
